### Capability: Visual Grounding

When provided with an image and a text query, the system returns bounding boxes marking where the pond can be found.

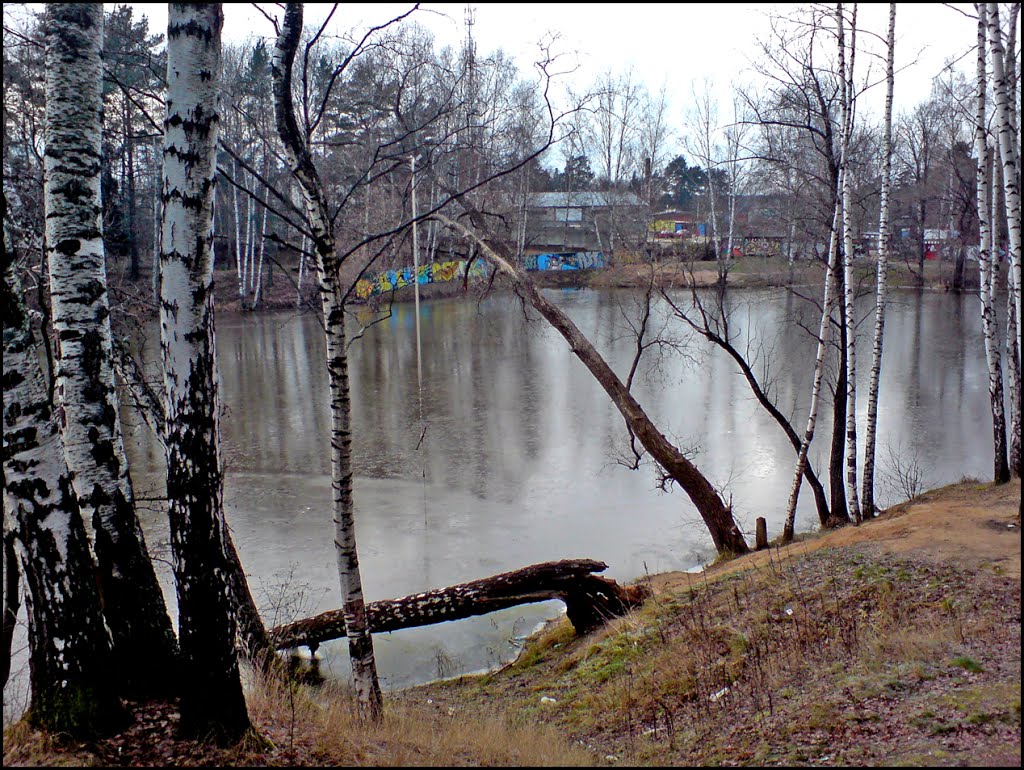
[2,286,998,718]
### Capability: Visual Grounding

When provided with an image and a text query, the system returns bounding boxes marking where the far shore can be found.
[181,256,981,317]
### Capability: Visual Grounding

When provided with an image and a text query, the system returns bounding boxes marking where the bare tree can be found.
[837,2,862,523]
[3,187,123,736]
[271,2,384,720]
[664,283,834,528]
[974,2,1011,484]
[42,0,177,697]
[160,2,251,742]
[862,3,897,517]
[434,207,751,556]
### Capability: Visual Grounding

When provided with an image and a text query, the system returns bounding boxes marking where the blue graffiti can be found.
[530,251,604,271]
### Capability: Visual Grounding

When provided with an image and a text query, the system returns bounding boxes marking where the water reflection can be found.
[13,288,999,704]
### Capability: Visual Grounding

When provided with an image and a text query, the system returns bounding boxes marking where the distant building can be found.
[526,190,645,253]
[650,210,708,240]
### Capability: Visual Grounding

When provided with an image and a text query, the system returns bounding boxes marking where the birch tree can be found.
[783,202,842,542]
[974,3,1011,485]
[987,2,1021,376]
[2,196,123,738]
[861,3,896,517]
[686,79,726,282]
[271,2,383,720]
[837,2,862,523]
[43,2,177,697]
[160,3,251,742]
[987,1,1022,477]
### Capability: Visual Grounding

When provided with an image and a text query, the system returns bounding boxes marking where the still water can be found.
[3,287,998,712]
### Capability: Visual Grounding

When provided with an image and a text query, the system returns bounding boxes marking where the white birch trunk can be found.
[1008,266,1022,476]
[43,0,178,696]
[787,219,798,281]
[296,234,307,308]
[707,172,721,280]
[161,3,250,741]
[3,192,121,737]
[861,3,896,517]
[272,2,383,720]
[233,159,244,300]
[987,2,1022,370]
[244,183,254,297]
[726,185,737,265]
[838,2,861,522]
[152,136,162,302]
[253,203,268,307]
[975,4,1011,484]
[783,200,842,542]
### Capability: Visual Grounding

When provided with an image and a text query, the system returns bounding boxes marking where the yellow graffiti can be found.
[355,279,374,299]
[431,260,461,283]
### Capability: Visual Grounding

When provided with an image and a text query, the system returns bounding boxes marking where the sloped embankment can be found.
[403,479,1021,766]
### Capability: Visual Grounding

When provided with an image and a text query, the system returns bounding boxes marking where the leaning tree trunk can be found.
[161,3,250,743]
[272,560,649,650]
[783,200,842,542]
[43,2,178,698]
[2,202,124,738]
[666,294,833,527]
[272,2,383,721]
[862,3,896,517]
[435,210,749,556]
[838,3,862,523]
[975,5,1011,484]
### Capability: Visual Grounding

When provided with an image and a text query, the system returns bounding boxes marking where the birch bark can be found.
[272,2,383,720]
[161,3,250,742]
[975,3,1011,484]
[783,201,842,542]
[43,1,178,697]
[861,3,896,517]
[3,199,123,737]
[987,2,1022,372]
[988,1,1022,477]
[838,2,862,523]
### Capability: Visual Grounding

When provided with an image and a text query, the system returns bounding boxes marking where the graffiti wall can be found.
[354,259,489,300]
[526,251,605,271]
[354,251,607,299]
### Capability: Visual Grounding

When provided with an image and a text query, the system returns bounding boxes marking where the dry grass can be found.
[3,663,597,767]
[5,480,1019,767]
[245,668,597,767]
[408,540,1021,766]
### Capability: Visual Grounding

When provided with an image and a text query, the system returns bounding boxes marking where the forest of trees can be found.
[1,0,1020,747]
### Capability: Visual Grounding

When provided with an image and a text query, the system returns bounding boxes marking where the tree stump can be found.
[756,517,768,550]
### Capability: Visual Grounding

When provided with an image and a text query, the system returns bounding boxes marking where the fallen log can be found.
[270,559,649,652]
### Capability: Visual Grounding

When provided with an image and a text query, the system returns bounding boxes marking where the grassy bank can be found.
[4,479,1019,766]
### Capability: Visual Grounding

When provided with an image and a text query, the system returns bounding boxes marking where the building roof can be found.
[529,191,644,209]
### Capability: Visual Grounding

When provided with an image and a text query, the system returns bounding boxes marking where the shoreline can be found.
[179,257,981,317]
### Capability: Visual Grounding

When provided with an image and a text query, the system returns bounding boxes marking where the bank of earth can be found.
[4,478,1019,766]
[208,256,978,314]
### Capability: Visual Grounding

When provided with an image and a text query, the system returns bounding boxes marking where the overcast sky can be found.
[9,3,1003,156]
[113,3,985,110]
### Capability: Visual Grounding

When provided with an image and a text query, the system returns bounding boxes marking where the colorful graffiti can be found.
[741,237,783,258]
[354,259,491,301]
[353,251,604,301]
[528,251,605,271]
